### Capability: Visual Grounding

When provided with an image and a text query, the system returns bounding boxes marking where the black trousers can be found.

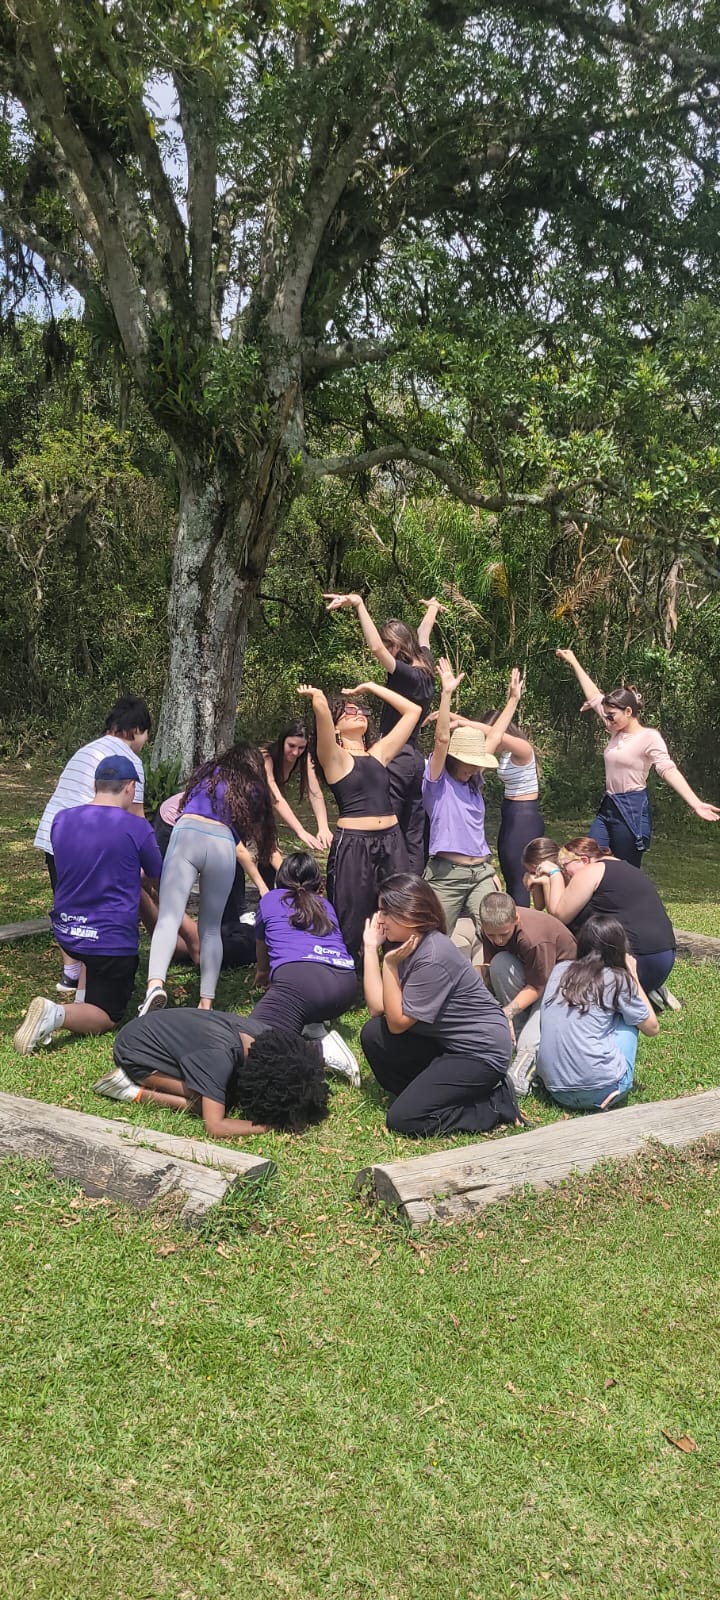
[361,1014,517,1137]
[497,798,545,907]
[386,744,427,874]
[326,825,410,960]
[248,960,358,1033]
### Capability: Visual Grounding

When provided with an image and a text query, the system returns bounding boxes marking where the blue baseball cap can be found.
[95,755,138,783]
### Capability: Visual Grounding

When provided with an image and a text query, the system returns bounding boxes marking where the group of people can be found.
[12,597,716,1144]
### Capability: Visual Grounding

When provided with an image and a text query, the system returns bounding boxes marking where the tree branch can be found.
[301,337,397,378]
[0,204,93,298]
[304,442,561,511]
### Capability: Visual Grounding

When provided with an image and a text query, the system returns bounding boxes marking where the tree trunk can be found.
[153,384,299,771]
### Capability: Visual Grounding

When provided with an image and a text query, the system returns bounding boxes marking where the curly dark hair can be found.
[235,1029,329,1132]
[181,742,277,860]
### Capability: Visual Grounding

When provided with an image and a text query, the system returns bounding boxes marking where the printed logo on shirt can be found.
[67,926,99,941]
[310,943,354,968]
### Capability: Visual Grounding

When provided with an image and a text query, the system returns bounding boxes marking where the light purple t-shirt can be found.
[50,805,163,956]
[422,761,490,858]
[254,888,355,978]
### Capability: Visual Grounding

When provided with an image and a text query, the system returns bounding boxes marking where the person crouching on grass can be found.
[477,891,576,1098]
[14,756,163,1054]
[94,1013,329,1139]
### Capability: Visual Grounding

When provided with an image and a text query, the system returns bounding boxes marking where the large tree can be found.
[1,0,719,765]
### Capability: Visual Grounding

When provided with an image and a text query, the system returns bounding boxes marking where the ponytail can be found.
[275,851,334,936]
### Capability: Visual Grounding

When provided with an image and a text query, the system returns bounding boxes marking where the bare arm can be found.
[236,841,271,898]
[340,680,421,765]
[305,756,333,846]
[417,597,444,649]
[382,937,421,1034]
[262,755,319,848]
[297,685,349,782]
[131,801,146,818]
[362,916,385,1015]
[428,657,465,781]
[538,860,604,922]
[481,669,524,756]
[660,765,720,821]
[324,593,396,673]
[201,1096,269,1139]
[555,649,606,719]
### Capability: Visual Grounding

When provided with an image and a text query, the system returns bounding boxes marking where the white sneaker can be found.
[137,985,168,1017]
[238,910,256,926]
[507,1047,537,1098]
[93,1068,142,1103]
[319,1029,361,1088]
[13,996,65,1055]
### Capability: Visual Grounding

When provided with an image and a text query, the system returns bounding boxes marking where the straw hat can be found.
[447,726,498,770]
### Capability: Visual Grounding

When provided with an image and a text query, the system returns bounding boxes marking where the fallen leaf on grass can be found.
[604,1378,618,1390]
[155,1243,180,1257]
[505,1381,519,1394]
[661,1430,698,1453]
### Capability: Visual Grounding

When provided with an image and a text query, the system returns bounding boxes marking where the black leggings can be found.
[327,825,410,960]
[497,797,545,907]
[361,1014,517,1137]
[386,744,427,874]
[248,961,358,1034]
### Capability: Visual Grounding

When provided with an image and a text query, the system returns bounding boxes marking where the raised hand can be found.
[323,592,362,612]
[363,912,385,951]
[340,683,371,697]
[555,648,576,665]
[419,597,447,612]
[437,655,465,695]
[509,667,524,699]
[297,682,323,702]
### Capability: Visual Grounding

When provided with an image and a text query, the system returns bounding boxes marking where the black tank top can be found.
[329,754,394,819]
[379,657,435,746]
[571,858,675,955]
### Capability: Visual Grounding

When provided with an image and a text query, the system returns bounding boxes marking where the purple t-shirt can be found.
[422,761,490,858]
[50,805,163,956]
[254,888,355,978]
[182,776,240,840]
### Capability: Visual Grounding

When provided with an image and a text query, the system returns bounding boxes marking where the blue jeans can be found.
[542,1019,638,1111]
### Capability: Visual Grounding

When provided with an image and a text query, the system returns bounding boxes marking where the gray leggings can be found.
[148,817,236,999]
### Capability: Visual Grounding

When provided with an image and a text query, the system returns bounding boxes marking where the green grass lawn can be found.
[1,763,719,1598]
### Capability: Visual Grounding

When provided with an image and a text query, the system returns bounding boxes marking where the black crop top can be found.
[328,755,394,819]
[379,658,435,745]
[570,858,675,955]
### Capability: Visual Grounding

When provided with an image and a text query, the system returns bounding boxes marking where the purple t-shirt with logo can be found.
[50,805,163,956]
[254,888,355,978]
[422,761,490,858]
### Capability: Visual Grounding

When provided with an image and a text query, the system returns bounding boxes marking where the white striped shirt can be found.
[34,735,145,854]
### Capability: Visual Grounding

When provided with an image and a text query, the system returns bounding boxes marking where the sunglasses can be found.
[340,702,368,717]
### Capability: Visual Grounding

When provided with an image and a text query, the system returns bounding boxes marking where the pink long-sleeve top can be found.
[595,719,678,794]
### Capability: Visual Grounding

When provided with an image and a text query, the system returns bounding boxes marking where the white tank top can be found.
[497,749,539,798]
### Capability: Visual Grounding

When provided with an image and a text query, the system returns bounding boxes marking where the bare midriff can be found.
[435,850,492,866]
[336,815,399,831]
[505,792,539,802]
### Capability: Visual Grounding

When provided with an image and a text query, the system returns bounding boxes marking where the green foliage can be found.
[140,749,183,818]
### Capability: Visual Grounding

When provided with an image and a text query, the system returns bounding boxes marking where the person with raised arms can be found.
[298,678,421,961]
[556,647,719,865]
[262,719,334,853]
[422,659,523,938]
[323,593,440,870]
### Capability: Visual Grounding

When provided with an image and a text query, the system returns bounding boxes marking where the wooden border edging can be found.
[357,1088,720,1227]
[0,916,51,943]
[0,1092,274,1225]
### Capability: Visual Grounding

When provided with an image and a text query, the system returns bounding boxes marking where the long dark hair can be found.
[181,742,277,860]
[445,754,484,794]
[378,874,447,936]
[556,915,633,1015]
[276,852,333,935]
[522,836,560,872]
[265,720,309,799]
[379,618,434,675]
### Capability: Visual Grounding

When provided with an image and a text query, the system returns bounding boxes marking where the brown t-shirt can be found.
[482,907,576,991]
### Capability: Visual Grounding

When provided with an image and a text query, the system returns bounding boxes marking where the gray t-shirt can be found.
[399,931,511,1065]
[537,962,649,1092]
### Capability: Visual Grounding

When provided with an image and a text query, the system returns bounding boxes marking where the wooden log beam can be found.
[0,916,51,943]
[357,1087,720,1227]
[673,928,720,962]
[0,1092,274,1225]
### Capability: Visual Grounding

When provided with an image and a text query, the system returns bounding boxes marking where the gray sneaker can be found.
[508,1047,537,1098]
[137,985,168,1017]
[93,1067,142,1103]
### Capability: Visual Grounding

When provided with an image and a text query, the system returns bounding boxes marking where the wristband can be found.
[547,868,561,877]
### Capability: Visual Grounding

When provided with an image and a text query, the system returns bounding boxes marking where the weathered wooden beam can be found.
[0,1092,274,1225]
[674,928,720,962]
[357,1087,720,1227]
[0,915,51,943]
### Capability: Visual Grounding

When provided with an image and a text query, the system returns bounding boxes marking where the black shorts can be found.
[45,852,58,891]
[82,953,139,1022]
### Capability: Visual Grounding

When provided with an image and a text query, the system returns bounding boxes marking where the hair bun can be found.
[626,684,643,706]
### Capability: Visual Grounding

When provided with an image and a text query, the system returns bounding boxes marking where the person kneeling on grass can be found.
[94,1013,328,1138]
[478,891,576,1098]
[360,874,520,1137]
[248,852,361,1087]
[536,915,659,1112]
[14,756,163,1055]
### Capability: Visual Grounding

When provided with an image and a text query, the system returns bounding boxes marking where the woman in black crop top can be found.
[297,679,422,959]
[323,594,441,872]
[528,834,675,998]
